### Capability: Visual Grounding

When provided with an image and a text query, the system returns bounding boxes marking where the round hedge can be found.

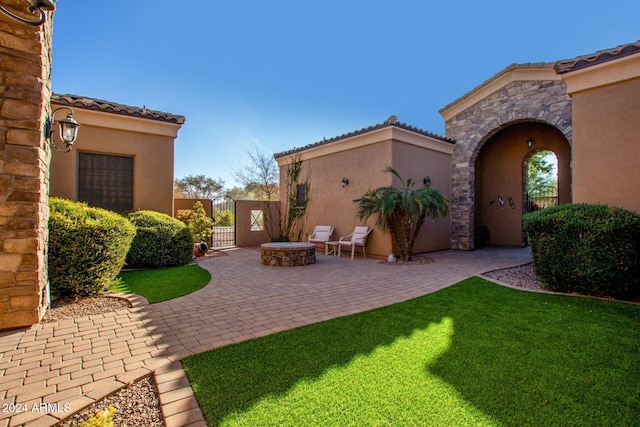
[125,210,194,268]
[524,203,640,299]
[48,198,136,298]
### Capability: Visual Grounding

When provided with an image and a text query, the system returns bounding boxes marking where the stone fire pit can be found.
[261,242,316,266]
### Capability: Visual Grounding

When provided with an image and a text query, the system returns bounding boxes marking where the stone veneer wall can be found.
[444,80,573,250]
[0,2,54,329]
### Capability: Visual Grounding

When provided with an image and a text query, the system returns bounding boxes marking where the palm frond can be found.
[353,167,449,261]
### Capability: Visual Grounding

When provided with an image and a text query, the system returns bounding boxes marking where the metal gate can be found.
[211,196,236,248]
[527,185,558,212]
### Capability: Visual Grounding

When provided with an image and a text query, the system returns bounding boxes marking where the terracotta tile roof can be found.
[554,40,640,74]
[441,40,640,115]
[439,62,556,114]
[273,116,454,159]
[52,93,186,124]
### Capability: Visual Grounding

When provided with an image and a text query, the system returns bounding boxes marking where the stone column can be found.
[0,1,54,329]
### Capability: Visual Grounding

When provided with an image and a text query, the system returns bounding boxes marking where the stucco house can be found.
[443,40,639,250]
[274,118,455,258]
[49,94,185,216]
[277,40,640,255]
[0,4,636,331]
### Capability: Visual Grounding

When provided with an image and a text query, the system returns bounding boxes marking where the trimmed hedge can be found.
[524,203,640,299]
[125,210,194,268]
[48,198,136,298]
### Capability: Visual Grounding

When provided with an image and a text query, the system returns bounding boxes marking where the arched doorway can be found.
[474,122,571,247]
[526,150,558,213]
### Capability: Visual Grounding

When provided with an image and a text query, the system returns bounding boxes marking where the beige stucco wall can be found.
[277,127,453,257]
[279,141,392,257]
[236,200,281,247]
[49,106,179,215]
[568,76,640,213]
[475,122,571,246]
[391,141,452,253]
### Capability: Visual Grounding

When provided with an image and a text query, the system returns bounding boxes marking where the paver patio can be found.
[0,247,531,427]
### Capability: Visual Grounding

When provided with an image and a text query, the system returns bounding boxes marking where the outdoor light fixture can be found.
[0,0,55,26]
[341,177,349,187]
[527,138,534,150]
[423,176,431,186]
[46,108,80,152]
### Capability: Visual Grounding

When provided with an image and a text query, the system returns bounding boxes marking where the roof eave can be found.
[274,117,454,160]
[52,93,186,125]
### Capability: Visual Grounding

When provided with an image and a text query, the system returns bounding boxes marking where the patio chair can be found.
[338,226,372,259]
[308,225,335,253]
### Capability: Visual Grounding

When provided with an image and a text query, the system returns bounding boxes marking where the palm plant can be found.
[354,167,449,261]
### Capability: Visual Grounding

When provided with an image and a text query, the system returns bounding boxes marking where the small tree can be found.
[174,175,225,199]
[177,201,213,243]
[354,167,448,261]
[226,186,256,200]
[528,151,557,189]
[234,147,279,201]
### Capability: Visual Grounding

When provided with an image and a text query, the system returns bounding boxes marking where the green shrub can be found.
[177,201,213,243]
[48,198,136,298]
[524,203,640,299]
[126,210,194,268]
[80,406,115,427]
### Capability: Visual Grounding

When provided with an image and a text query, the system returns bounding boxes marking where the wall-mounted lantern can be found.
[423,176,431,186]
[341,177,349,187]
[46,108,80,152]
[0,0,55,26]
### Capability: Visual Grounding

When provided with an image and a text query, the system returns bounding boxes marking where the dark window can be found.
[78,152,134,212]
[296,184,306,207]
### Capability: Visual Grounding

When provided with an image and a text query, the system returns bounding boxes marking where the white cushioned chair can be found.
[308,225,335,253]
[338,226,372,259]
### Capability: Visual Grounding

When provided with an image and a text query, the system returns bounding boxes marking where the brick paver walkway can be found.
[0,247,531,427]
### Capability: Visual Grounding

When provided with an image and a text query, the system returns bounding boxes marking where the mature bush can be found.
[48,198,136,298]
[176,201,213,243]
[126,210,194,268]
[524,203,640,299]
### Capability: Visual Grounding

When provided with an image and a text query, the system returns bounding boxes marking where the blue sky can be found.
[51,1,639,188]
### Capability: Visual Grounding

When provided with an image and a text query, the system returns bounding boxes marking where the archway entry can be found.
[474,122,571,247]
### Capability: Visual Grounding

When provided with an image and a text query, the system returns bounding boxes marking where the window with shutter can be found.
[77,152,134,212]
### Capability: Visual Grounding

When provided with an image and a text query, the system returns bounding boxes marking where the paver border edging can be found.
[479,274,640,306]
[107,292,150,309]
[48,291,205,427]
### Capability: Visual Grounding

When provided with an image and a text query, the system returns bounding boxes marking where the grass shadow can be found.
[427,279,640,426]
[183,278,640,426]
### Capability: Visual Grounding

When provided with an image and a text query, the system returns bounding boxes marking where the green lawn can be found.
[183,277,640,426]
[112,264,211,303]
